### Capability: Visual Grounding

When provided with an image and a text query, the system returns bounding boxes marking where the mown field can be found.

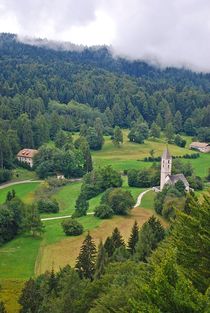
[0,132,209,312]
[0,182,41,205]
[92,130,210,177]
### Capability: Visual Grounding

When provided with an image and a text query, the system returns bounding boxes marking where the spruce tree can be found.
[104,236,114,257]
[111,227,125,249]
[104,228,125,257]
[75,232,97,281]
[127,220,139,254]
[94,241,107,279]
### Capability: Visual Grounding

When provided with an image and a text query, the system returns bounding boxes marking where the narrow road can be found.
[0,180,42,190]
[0,178,82,190]
[134,189,152,208]
[41,189,152,222]
[41,212,94,221]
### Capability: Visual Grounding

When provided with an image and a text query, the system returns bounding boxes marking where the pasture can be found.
[0,182,41,205]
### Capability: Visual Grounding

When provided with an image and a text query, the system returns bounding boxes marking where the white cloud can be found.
[1,0,210,72]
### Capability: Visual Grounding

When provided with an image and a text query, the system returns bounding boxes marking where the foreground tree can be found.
[127,220,139,254]
[94,241,108,279]
[75,232,97,280]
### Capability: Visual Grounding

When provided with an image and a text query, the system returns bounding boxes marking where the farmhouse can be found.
[190,142,210,153]
[160,147,189,191]
[17,148,38,168]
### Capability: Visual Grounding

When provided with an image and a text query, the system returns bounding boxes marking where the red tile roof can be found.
[17,149,38,158]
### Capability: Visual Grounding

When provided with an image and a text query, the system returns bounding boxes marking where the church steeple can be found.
[160,147,172,190]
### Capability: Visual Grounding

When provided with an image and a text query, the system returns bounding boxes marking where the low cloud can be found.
[1,0,210,72]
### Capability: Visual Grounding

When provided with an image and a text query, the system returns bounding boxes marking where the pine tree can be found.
[19,278,42,313]
[94,241,107,279]
[112,126,123,147]
[111,227,125,249]
[104,227,125,257]
[104,236,113,257]
[47,268,58,295]
[127,220,139,254]
[75,232,97,280]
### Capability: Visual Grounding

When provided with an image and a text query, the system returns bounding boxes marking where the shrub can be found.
[37,199,59,213]
[61,218,83,236]
[101,188,135,215]
[94,204,114,219]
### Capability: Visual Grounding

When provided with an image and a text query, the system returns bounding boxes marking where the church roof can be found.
[167,174,189,187]
[162,147,171,159]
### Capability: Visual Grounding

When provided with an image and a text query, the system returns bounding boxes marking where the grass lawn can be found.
[182,153,210,178]
[0,235,42,280]
[40,181,82,218]
[141,190,155,209]
[11,168,38,182]
[0,182,41,205]
[91,130,191,171]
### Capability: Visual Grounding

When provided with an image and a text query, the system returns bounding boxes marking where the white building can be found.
[17,149,38,168]
[160,147,189,191]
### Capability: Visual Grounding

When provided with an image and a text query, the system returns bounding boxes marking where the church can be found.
[160,147,190,191]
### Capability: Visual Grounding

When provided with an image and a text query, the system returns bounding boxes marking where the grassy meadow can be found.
[0,182,41,205]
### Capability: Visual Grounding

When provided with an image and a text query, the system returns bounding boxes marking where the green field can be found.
[141,190,155,209]
[0,182,41,205]
[11,168,38,182]
[91,131,210,177]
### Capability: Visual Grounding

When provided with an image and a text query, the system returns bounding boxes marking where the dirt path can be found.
[41,212,94,221]
[0,180,42,190]
[41,189,152,222]
[134,188,152,208]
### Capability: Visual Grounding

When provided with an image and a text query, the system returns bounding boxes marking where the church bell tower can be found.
[160,147,172,190]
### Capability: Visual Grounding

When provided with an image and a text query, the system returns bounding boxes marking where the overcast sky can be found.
[1,0,210,72]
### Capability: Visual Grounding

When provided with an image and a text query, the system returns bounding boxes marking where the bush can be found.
[101,188,135,215]
[174,134,186,147]
[37,199,59,213]
[187,176,204,190]
[61,218,83,236]
[94,204,114,219]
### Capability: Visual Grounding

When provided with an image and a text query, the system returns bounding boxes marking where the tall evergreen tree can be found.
[127,220,139,254]
[19,278,43,313]
[75,232,97,281]
[112,126,123,147]
[94,241,107,279]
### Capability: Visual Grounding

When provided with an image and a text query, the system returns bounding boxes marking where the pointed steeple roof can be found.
[162,147,171,159]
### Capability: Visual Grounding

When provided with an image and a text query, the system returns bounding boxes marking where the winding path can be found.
[41,189,152,222]
[0,179,152,222]
[134,188,152,208]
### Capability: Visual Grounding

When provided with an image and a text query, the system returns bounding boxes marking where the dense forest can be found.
[0,32,210,176]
